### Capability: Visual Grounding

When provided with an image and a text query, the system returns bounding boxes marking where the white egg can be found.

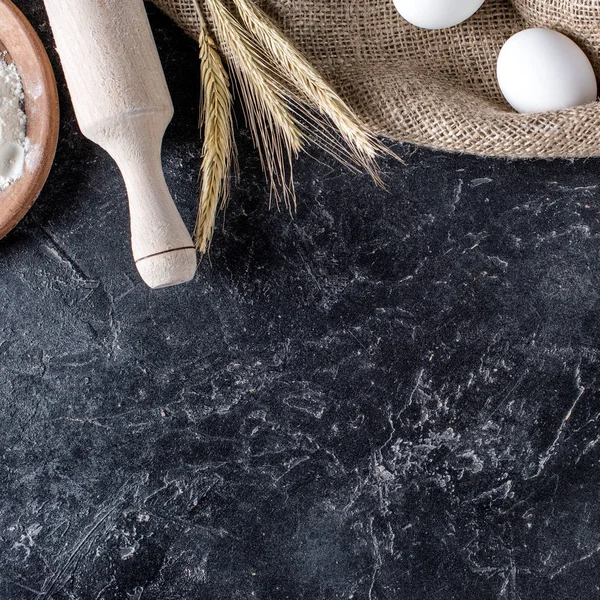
[497,29,598,114]
[393,0,485,30]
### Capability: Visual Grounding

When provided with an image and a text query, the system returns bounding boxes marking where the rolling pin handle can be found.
[115,137,197,289]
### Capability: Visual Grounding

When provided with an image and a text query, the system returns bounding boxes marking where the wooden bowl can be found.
[0,0,59,240]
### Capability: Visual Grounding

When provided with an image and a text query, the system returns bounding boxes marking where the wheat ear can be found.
[231,0,390,182]
[204,0,304,208]
[192,2,235,253]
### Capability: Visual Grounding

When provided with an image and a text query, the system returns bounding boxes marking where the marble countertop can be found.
[1,2,600,599]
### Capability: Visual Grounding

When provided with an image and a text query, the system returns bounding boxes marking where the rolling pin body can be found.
[44,0,196,288]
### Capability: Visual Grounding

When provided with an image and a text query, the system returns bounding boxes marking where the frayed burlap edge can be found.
[150,0,600,159]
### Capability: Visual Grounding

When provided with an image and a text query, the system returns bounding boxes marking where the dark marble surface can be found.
[2,2,600,599]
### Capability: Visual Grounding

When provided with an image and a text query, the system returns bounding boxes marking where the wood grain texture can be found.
[43,0,196,289]
[0,0,59,240]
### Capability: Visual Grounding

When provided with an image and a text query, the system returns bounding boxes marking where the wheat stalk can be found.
[205,0,305,208]
[186,0,393,251]
[231,0,390,182]
[192,1,235,253]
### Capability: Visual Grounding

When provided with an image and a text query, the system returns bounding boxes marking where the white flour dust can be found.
[0,54,27,191]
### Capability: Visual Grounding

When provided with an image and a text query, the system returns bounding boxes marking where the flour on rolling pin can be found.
[0,53,28,191]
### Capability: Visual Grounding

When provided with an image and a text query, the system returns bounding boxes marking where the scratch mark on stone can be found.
[450,179,463,213]
[470,177,492,188]
[485,369,528,420]
[0,577,43,596]
[366,517,382,600]
[37,487,128,600]
[37,225,97,287]
[529,360,585,479]
[407,368,425,407]
[550,543,600,578]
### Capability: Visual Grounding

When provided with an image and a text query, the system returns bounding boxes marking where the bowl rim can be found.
[0,0,59,240]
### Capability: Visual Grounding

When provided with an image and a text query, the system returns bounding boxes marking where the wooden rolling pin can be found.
[43,0,196,289]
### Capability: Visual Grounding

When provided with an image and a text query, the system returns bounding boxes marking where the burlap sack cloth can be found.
[150,0,600,159]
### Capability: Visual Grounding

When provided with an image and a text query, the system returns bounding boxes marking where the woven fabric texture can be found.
[150,0,600,158]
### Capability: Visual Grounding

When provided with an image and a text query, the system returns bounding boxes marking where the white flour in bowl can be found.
[0,54,27,191]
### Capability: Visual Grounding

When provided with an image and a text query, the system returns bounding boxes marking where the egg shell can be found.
[393,0,485,30]
[497,28,598,114]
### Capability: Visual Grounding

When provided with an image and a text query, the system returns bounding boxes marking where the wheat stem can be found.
[205,0,305,208]
[231,0,390,182]
[192,0,235,253]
